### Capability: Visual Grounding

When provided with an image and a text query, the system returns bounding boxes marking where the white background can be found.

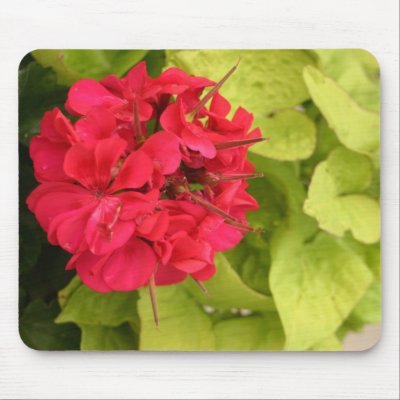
[0,0,399,398]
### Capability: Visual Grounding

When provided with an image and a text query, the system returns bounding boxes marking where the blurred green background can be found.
[19,49,380,351]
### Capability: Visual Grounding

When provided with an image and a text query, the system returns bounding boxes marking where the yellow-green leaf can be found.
[315,49,380,112]
[56,283,139,330]
[251,110,317,161]
[303,65,380,161]
[311,335,342,351]
[270,218,373,350]
[304,147,380,244]
[80,323,137,350]
[185,253,275,312]
[138,285,215,350]
[167,50,316,117]
[214,313,284,350]
[32,50,148,85]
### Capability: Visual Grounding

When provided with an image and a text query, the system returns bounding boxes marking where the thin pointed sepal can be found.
[148,272,159,328]
[133,97,145,144]
[192,277,209,296]
[215,137,268,150]
[190,60,240,117]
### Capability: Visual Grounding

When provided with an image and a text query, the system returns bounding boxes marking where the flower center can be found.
[94,189,105,199]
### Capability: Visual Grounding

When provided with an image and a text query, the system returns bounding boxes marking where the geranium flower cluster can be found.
[27,61,263,317]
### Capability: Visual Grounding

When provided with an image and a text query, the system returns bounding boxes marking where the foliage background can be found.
[18,49,381,351]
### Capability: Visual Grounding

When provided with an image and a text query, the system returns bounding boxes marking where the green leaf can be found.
[19,211,45,274]
[315,49,380,112]
[225,240,271,296]
[340,236,381,279]
[21,244,76,301]
[19,146,47,273]
[142,50,166,78]
[311,335,342,351]
[249,153,306,214]
[270,220,373,350]
[19,62,68,145]
[19,300,80,350]
[304,147,380,244]
[80,323,138,350]
[224,171,296,295]
[327,146,373,193]
[58,275,82,309]
[300,117,341,182]
[349,280,381,324]
[167,50,316,117]
[184,253,275,312]
[303,100,321,120]
[224,156,309,296]
[214,313,285,350]
[337,236,381,335]
[138,285,215,350]
[246,175,287,234]
[56,283,140,331]
[303,66,380,161]
[32,50,148,85]
[251,109,317,161]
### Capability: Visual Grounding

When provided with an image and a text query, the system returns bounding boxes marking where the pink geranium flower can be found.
[27,135,157,256]
[26,59,267,326]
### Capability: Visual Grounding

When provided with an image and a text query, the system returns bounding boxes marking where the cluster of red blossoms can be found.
[27,61,264,321]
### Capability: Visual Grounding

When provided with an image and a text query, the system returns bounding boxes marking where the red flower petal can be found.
[170,234,213,273]
[75,106,117,142]
[113,99,153,122]
[100,74,126,97]
[63,142,96,189]
[181,125,216,159]
[30,137,71,182]
[40,108,76,143]
[161,199,208,222]
[75,252,113,293]
[210,92,231,117]
[232,106,254,132]
[64,136,126,190]
[155,263,187,285]
[85,196,135,255]
[191,263,216,281]
[166,214,197,235]
[125,61,148,93]
[154,67,214,95]
[160,103,184,134]
[117,190,159,220]
[136,211,169,241]
[27,183,92,231]
[140,131,182,174]
[201,217,243,251]
[109,150,153,192]
[102,237,156,291]
[66,79,123,116]
[52,207,92,253]
[173,258,208,273]
[94,136,127,190]
[153,239,173,265]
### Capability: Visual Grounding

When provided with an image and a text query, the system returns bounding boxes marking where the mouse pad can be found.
[18,49,381,351]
